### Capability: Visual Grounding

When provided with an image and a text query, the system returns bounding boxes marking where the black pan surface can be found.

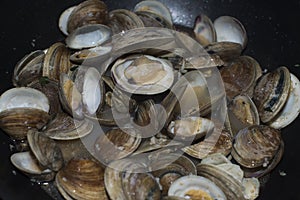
[1,0,300,199]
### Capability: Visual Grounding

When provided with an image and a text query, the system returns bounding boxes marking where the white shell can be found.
[58,5,76,35]
[65,24,112,49]
[193,14,216,45]
[111,55,174,95]
[214,16,247,49]
[0,87,49,113]
[242,178,260,200]
[168,175,227,200]
[134,0,173,26]
[270,73,300,129]
[10,151,50,175]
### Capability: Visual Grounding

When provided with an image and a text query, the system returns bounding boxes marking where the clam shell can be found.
[58,5,76,35]
[111,54,174,95]
[167,116,215,141]
[108,9,144,34]
[214,16,247,49]
[134,0,173,25]
[55,159,108,200]
[193,14,217,46]
[269,73,300,129]
[27,130,64,171]
[43,112,93,140]
[168,175,227,200]
[66,0,108,34]
[220,56,261,100]
[253,66,291,123]
[231,125,282,168]
[151,153,197,195]
[66,24,112,49]
[94,128,141,164]
[10,151,55,182]
[42,42,71,82]
[12,50,44,87]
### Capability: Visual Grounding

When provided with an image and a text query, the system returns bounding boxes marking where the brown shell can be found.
[0,108,50,140]
[67,0,108,34]
[220,56,261,100]
[94,128,141,164]
[253,66,291,123]
[27,130,63,172]
[231,125,282,168]
[56,159,108,200]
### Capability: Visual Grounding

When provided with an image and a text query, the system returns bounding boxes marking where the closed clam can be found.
[12,50,44,87]
[0,87,50,140]
[253,66,291,123]
[55,159,108,200]
[231,125,282,169]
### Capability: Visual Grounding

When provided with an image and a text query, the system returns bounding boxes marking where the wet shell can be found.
[193,14,217,46]
[253,66,291,123]
[12,50,44,87]
[0,87,50,140]
[231,125,282,168]
[27,130,64,172]
[58,5,76,35]
[66,0,108,34]
[108,9,144,34]
[94,128,141,164]
[55,159,108,200]
[10,151,55,182]
[214,16,247,49]
[220,56,261,100]
[111,54,174,95]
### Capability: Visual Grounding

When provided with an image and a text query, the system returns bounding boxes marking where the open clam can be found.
[66,0,108,34]
[168,175,227,200]
[214,16,247,49]
[111,54,174,95]
[0,87,50,140]
[193,14,217,46]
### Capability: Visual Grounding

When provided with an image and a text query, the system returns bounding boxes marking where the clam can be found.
[269,73,300,129]
[65,24,112,49]
[205,41,243,64]
[214,16,247,49]
[111,54,174,95]
[66,0,108,34]
[55,159,108,200]
[0,87,50,140]
[168,175,227,200]
[134,0,173,26]
[167,116,215,141]
[197,153,260,200]
[27,130,64,172]
[150,153,197,195]
[42,42,71,82]
[253,66,291,123]
[59,66,105,119]
[193,14,217,46]
[108,9,144,34]
[58,5,76,35]
[94,128,141,164]
[12,50,44,87]
[28,78,62,115]
[10,151,56,182]
[227,95,260,135]
[182,125,232,159]
[231,125,282,169]
[43,112,93,140]
[220,56,262,100]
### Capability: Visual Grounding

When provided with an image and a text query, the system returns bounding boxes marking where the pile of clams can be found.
[1,0,300,199]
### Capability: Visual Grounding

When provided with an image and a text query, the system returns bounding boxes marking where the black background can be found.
[1,0,300,199]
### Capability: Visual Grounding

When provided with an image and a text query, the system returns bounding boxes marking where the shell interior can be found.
[58,6,76,35]
[0,87,49,113]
